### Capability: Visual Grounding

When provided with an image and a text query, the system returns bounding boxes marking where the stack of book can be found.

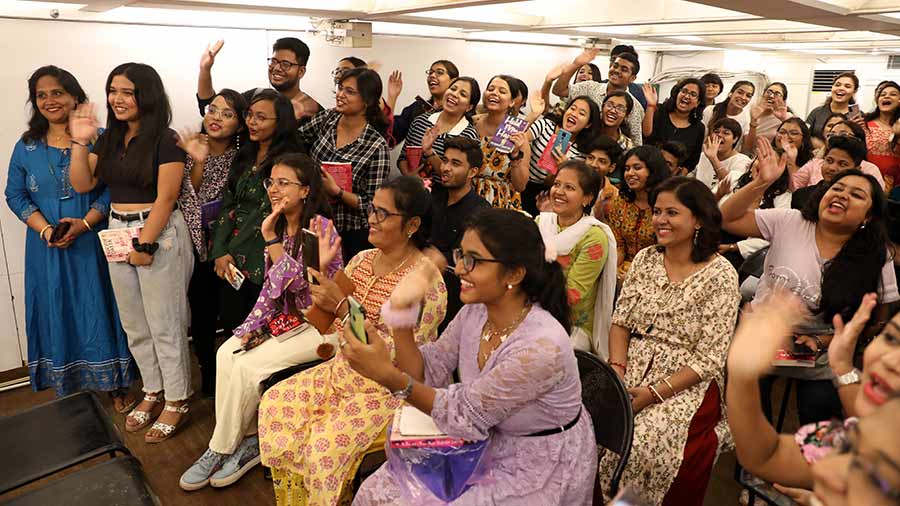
[389,405,465,449]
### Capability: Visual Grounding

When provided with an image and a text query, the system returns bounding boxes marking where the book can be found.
[405,146,424,172]
[200,199,222,228]
[97,226,142,262]
[321,161,353,193]
[487,115,529,154]
[772,348,817,367]
[389,405,465,449]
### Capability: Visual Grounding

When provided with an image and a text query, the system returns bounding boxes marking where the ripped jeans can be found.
[107,208,194,400]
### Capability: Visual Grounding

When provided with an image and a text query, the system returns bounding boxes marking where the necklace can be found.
[357,248,416,305]
[479,304,531,366]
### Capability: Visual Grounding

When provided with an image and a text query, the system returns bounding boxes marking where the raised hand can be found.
[529,93,546,118]
[782,140,799,165]
[421,127,439,154]
[390,261,439,309]
[310,216,342,272]
[387,71,403,101]
[176,128,210,165]
[544,63,566,84]
[261,196,288,240]
[642,83,658,108]
[829,292,878,374]
[200,40,224,71]
[750,102,767,121]
[703,135,722,162]
[754,137,788,185]
[727,290,806,379]
[69,103,100,144]
[573,48,600,67]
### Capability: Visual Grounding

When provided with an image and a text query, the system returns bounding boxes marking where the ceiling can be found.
[8,0,900,54]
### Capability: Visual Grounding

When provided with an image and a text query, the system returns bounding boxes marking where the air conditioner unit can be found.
[311,19,372,48]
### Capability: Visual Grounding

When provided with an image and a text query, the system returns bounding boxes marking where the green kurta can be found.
[556,224,608,336]
[209,165,270,285]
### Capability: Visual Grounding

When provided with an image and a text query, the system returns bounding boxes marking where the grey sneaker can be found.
[179,448,227,491]
[209,435,261,488]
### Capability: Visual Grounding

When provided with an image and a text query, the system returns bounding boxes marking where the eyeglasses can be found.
[426,68,448,77]
[452,248,505,274]
[604,102,628,114]
[777,129,803,137]
[245,111,276,124]
[835,423,900,501]
[336,84,359,97]
[332,68,347,79]
[366,203,405,224]
[679,89,700,99]
[204,104,237,121]
[263,178,305,190]
[267,57,300,71]
[764,89,784,99]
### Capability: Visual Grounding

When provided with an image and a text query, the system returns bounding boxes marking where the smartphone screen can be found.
[302,228,320,285]
[848,103,860,118]
[347,296,368,344]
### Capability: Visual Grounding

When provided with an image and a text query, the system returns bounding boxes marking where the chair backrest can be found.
[574,349,633,498]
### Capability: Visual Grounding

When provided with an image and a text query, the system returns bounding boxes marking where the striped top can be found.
[527,117,584,183]
[399,112,479,185]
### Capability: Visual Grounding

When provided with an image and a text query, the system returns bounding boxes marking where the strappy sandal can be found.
[125,393,164,433]
[144,402,190,444]
[110,391,139,414]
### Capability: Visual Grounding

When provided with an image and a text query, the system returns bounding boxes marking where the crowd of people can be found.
[5,36,900,506]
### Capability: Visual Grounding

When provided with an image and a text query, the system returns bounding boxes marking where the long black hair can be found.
[709,80,755,125]
[271,152,332,258]
[22,65,88,144]
[204,88,249,151]
[465,208,571,333]
[618,145,672,203]
[573,63,602,84]
[379,176,433,250]
[563,97,603,152]
[800,169,891,322]
[650,177,721,262]
[448,76,481,123]
[338,68,389,138]
[602,91,634,139]
[659,78,706,125]
[863,81,900,124]
[230,89,299,183]
[96,63,172,187]
[774,117,815,167]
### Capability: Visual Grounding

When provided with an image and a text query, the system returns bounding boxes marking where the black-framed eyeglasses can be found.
[452,248,505,274]
[426,68,448,77]
[268,57,300,71]
[263,177,305,190]
[366,203,405,224]
[764,89,784,98]
[204,104,237,120]
[332,68,348,79]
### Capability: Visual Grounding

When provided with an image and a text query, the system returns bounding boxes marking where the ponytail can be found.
[528,257,571,334]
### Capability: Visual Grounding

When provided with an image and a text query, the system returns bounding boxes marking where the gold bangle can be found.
[335,297,349,318]
[39,224,53,242]
[663,378,676,396]
[82,218,92,231]
[648,385,665,403]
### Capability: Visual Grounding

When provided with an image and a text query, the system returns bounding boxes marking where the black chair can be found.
[574,350,633,499]
[0,391,130,495]
[0,456,158,506]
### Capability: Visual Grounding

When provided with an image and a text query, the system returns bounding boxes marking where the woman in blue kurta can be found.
[4,66,135,403]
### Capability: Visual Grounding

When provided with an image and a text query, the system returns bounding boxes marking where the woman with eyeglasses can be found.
[643,78,707,171]
[209,89,302,346]
[391,60,460,146]
[259,176,447,506]
[330,56,402,146]
[180,153,342,491]
[745,83,793,154]
[807,72,862,137]
[69,63,193,443]
[599,91,636,152]
[726,291,900,506]
[175,89,247,397]
[863,81,900,191]
[773,117,815,182]
[299,67,390,262]
[5,66,135,405]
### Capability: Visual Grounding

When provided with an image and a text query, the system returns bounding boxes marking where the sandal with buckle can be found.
[125,393,164,433]
[145,402,190,444]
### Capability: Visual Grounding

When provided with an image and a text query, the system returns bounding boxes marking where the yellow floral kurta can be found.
[258,249,447,506]
[607,195,654,276]
[598,247,739,504]
[473,136,522,210]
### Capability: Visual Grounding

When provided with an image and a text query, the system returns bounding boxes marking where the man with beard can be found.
[423,136,489,330]
[196,38,322,124]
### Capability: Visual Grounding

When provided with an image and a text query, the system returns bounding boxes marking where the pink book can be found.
[321,161,353,193]
[389,405,465,449]
[97,226,142,262]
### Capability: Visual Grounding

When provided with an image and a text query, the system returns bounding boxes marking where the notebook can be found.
[321,162,353,193]
[389,405,465,449]
[97,226,142,262]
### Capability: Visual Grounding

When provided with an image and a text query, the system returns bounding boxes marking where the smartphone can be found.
[848,103,861,118]
[228,263,245,291]
[347,296,368,344]
[49,221,71,243]
[553,129,573,153]
[302,228,320,285]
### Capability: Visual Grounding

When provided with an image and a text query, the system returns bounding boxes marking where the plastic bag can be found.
[386,437,492,504]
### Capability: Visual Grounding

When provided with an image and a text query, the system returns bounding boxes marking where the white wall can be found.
[0,17,656,371]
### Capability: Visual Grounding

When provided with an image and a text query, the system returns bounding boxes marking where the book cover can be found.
[537,131,573,175]
[321,162,353,193]
[488,115,529,154]
[389,405,465,448]
[200,199,222,229]
[772,349,817,367]
[97,226,142,262]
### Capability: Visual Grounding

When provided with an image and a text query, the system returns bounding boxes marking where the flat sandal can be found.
[145,403,190,444]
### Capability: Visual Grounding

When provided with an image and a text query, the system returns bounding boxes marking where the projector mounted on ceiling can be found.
[310,18,373,48]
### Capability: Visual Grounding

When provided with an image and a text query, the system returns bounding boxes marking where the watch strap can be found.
[391,373,414,399]
[832,368,862,388]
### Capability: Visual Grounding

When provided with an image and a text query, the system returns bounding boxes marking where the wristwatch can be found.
[131,238,159,255]
[391,373,414,399]
[832,368,862,389]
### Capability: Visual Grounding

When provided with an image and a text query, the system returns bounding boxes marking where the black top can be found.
[792,181,825,210]
[391,97,438,148]
[93,128,185,203]
[646,112,705,170]
[430,186,490,261]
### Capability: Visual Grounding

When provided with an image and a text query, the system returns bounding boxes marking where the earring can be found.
[507,284,513,290]
[861,222,867,230]
[693,228,700,246]
[407,232,413,238]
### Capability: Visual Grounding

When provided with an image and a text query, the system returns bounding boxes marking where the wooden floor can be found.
[0,355,798,506]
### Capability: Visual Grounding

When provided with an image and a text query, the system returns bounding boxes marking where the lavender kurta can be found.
[354,304,597,505]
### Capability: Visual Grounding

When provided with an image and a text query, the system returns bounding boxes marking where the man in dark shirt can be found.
[424,136,490,330]
[196,37,323,124]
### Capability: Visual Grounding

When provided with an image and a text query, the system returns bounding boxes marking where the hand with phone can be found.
[340,316,404,389]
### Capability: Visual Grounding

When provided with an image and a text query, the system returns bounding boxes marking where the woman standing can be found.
[349,208,597,505]
[69,63,193,443]
[472,75,530,210]
[391,60,459,145]
[702,81,755,141]
[603,177,740,506]
[210,90,302,344]
[177,88,247,397]
[398,76,480,185]
[299,68,390,261]
[259,176,447,506]
[744,82,793,153]
[607,145,671,282]
[863,81,900,190]
[643,78,707,171]
[5,66,135,404]
[807,72,860,136]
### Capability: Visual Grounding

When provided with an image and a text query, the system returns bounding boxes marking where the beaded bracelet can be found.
[381,299,422,329]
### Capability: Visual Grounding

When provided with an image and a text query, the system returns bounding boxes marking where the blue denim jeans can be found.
[107,208,194,400]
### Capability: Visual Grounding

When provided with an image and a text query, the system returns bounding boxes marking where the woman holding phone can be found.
[180,153,343,491]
